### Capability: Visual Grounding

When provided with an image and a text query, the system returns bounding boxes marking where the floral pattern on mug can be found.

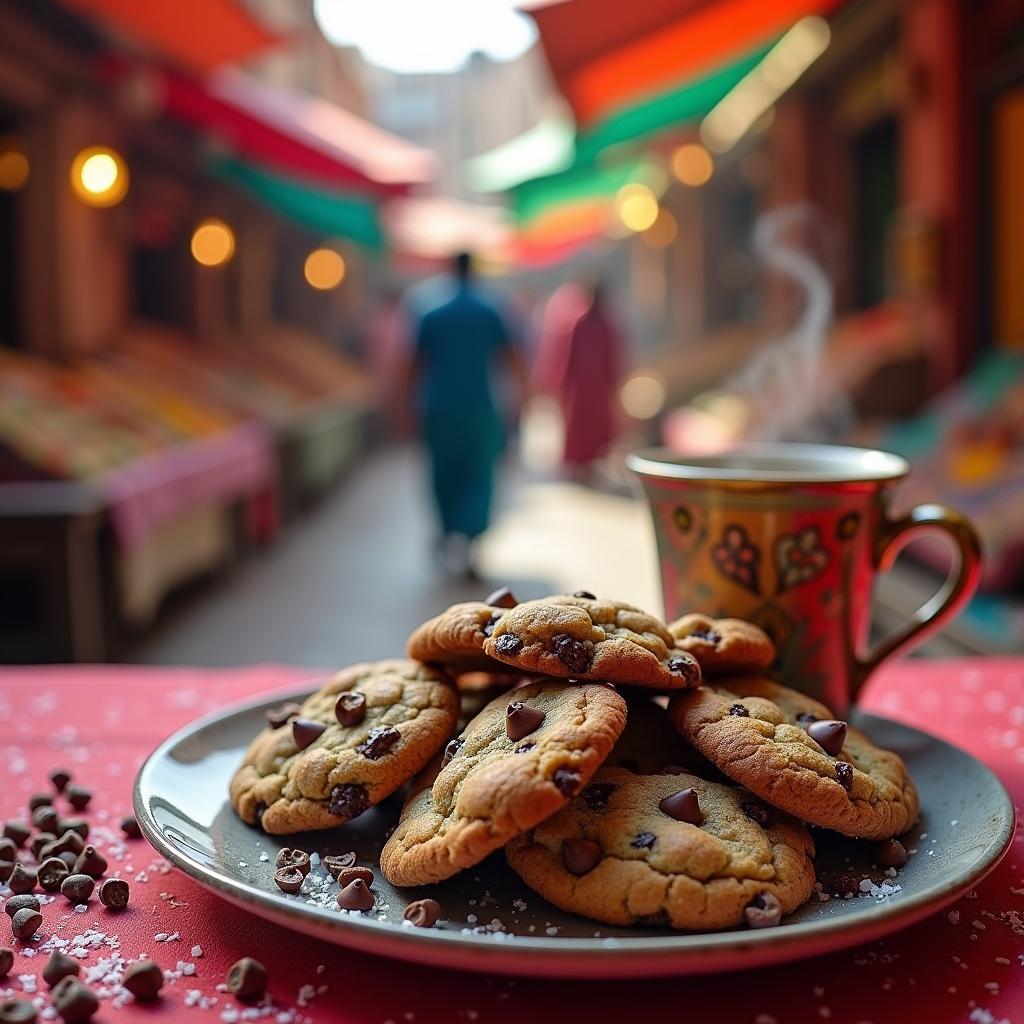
[774,526,830,593]
[712,524,761,594]
[836,511,861,541]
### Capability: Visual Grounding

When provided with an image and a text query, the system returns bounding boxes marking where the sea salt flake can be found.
[948,911,960,924]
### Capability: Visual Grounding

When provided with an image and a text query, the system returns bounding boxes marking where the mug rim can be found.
[626,443,910,485]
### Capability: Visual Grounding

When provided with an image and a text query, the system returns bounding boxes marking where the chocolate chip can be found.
[291,718,327,751]
[122,960,164,1000]
[60,874,94,905]
[275,848,311,876]
[441,737,463,766]
[0,998,37,1023]
[744,891,782,929]
[0,948,11,980]
[572,590,596,599]
[581,782,616,810]
[10,908,41,941]
[274,866,305,894]
[494,633,524,657]
[42,831,85,862]
[31,807,58,836]
[403,898,441,928]
[357,725,401,760]
[795,712,819,723]
[334,692,367,728]
[666,655,700,685]
[336,878,375,912]
[728,703,749,717]
[659,788,704,825]
[42,950,80,988]
[52,976,98,1021]
[57,852,77,870]
[329,784,369,821]
[875,837,908,868]
[49,769,71,794]
[562,838,601,875]
[322,853,357,879]
[552,767,581,797]
[265,702,301,729]
[631,832,657,850]
[0,863,13,883]
[551,633,591,673]
[4,896,38,918]
[98,878,129,911]
[65,786,91,812]
[484,586,518,608]
[227,957,267,1002]
[481,613,501,637]
[27,794,52,813]
[59,819,89,841]
[835,761,854,790]
[506,702,545,741]
[0,840,14,862]
[691,628,722,644]
[2,823,29,848]
[513,743,535,754]
[30,834,55,860]
[72,846,106,879]
[120,816,141,839]
[337,866,374,887]
[7,866,35,896]
[741,801,771,828]
[807,719,848,756]
[37,858,68,893]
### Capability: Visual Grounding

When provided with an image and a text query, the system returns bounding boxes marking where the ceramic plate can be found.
[134,688,1015,979]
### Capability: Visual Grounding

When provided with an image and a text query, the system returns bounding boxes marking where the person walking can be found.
[399,251,525,577]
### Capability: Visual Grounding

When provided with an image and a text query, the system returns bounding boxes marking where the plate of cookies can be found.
[134,592,1014,978]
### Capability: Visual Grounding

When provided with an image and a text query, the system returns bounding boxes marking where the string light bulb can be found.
[304,247,346,290]
[70,146,129,207]
[190,218,235,267]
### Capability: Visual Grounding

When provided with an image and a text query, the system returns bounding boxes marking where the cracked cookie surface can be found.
[668,613,775,675]
[669,677,918,839]
[230,660,458,834]
[506,766,815,929]
[379,680,627,886]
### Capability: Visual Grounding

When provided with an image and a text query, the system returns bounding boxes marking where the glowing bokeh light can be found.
[643,209,678,249]
[70,147,129,207]
[190,219,235,267]
[671,143,714,187]
[615,184,659,233]
[304,247,346,290]
[0,137,29,192]
[620,371,667,420]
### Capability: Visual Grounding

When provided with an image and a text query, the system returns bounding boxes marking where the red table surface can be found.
[0,660,1021,1024]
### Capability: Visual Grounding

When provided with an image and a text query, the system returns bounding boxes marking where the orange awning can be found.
[61,0,280,74]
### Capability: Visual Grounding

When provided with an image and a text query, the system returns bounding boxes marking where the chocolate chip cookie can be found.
[506,767,815,930]
[379,680,627,886]
[668,614,775,675]
[407,601,514,673]
[605,695,719,777]
[230,660,459,834]
[669,677,919,839]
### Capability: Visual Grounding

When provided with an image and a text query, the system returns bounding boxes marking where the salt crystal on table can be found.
[754,1015,778,1024]
[192,945,204,957]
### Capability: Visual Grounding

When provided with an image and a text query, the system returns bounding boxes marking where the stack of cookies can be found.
[229,592,918,932]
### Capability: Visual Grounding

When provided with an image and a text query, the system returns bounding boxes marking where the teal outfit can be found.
[415,283,511,539]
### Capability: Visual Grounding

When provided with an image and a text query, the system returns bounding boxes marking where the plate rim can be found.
[133,686,1017,976]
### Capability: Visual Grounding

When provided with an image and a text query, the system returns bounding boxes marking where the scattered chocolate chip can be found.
[30,834,55,860]
[336,878,375,912]
[337,866,374,887]
[728,703,749,717]
[60,874,94,905]
[59,820,89,841]
[666,655,700,685]
[562,838,601,875]
[741,801,771,828]
[10,908,41,941]
[264,702,301,729]
[98,878,129,911]
[631,832,657,850]
[357,725,401,760]
[659,788,704,825]
[226,957,267,1002]
[0,840,14,862]
[7,866,36,896]
[2,823,29,848]
[506,702,545,741]
[581,782,616,810]
[744,892,782,929]
[403,898,442,927]
[51,976,98,1021]
[835,761,854,790]
[552,767,581,797]
[484,586,518,608]
[551,633,591,674]
[42,832,85,862]
[334,692,367,728]
[65,786,91,812]
[0,997,37,1023]
[875,837,908,868]
[275,849,311,876]
[441,737,463,766]
[57,852,77,870]
[37,858,69,893]
[807,719,848,756]
[27,794,52,813]
[0,948,11,979]
[273,866,304,894]
[322,853,357,879]
[291,718,327,751]
[122,960,164,1000]
[0,863,13,883]
[4,896,39,919]
[513,743,535,754]
[49,769,71,794]
[690,628,722,644]
[329,784,370,821]
[572,590,596,599]
[795,712,819,724]
[72,846,106,879]
[31,807,59,836]
[481,613,501,638]
[120,815,141,840]
[42,950,80,988]
[494,633,524,657]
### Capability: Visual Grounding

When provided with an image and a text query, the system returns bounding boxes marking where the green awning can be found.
[208,156,384,250]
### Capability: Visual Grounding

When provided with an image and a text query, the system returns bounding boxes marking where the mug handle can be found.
[852,503,982,696]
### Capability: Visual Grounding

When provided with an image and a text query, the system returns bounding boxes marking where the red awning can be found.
[61,0,280,74]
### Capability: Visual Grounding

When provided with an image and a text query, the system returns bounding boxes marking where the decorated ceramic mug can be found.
[627,444,982,714]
